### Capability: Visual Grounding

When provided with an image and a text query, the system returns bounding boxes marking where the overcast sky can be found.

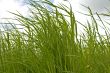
[53,0,110,35]
[0,0,110,18]
[54,0,110,13]
[0,0,28,19]
[1,0,110,18]
[0,0,29,31]
[0,0,110,33]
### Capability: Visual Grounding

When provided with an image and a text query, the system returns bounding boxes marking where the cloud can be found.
[53,0,110,35]
[0,0,29,18]
[79,0,110,13]
[0,0,29,31]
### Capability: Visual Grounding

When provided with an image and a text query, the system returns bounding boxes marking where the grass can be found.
[0,0,110,73]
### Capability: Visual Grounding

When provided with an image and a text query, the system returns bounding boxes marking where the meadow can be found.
[0,0,110,73]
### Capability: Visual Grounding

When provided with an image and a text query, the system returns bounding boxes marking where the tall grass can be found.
[0,0,110,73]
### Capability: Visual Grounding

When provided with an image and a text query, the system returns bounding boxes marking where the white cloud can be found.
[0,0,110,35]
[0,0,28,18]
[53,0,89,34]
[53,0,110,35]
[0,0,29,31]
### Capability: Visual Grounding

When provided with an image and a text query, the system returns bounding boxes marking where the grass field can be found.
[0,0,110,73]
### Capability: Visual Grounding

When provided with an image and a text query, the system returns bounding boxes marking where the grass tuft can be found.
[0,0,110,73]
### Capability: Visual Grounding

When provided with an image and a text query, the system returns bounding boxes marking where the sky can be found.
[54,0,110,13]
[0,0,109,22]
[0,0,53,20]
[0,0,29,31]
[0,0,110,34]
[0,0,110,21]
[53,0,110,35]
[0,0,53,31]
[79,0,110,13]
[0,0,28,18]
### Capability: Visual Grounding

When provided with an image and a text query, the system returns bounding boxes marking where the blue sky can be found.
[50,0,54,2]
